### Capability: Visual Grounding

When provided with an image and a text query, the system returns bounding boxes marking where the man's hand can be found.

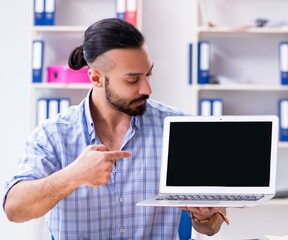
[68,144,132,187]
[179,207,228,236]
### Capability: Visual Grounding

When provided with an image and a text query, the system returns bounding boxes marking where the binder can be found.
[199,98,223,116]
[48,99,59,119]
[199,99,212,116]
[212,99,223,116]
[188,43,193,85]
[116,0,126,21]
[198,41,210,84]
[36,98,71,125]
[37,98,48,125]
[34,0,45,25]
[32,40,44,83]
[59,98,71,113]
[126,0,137,27]
[279,42,288,85]
[44,0,55,25]
[279,99,288,141]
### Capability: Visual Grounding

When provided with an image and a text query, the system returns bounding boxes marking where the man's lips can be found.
[132,99,146,106]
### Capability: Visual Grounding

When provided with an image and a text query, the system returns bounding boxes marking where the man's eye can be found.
[128,76,140,83]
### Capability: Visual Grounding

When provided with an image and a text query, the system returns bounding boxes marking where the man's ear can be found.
[88,68,103,86]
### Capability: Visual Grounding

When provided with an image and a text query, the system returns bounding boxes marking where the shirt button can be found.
[119,197,124,203]
[112,168,116,173]
[120,228,125,233]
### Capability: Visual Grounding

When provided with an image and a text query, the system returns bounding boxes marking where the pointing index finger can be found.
[104,150,132,161]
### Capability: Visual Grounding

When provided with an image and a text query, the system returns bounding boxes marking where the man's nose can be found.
[139,77,152,95]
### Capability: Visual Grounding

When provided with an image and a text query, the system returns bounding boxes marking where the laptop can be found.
[136,115,279,207]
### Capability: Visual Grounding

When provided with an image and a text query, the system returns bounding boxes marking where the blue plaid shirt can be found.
[3,90,190,240]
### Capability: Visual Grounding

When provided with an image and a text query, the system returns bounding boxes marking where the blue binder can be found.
[34,0,45,25]
[198,41,210,84]
[116,0,126,20]
[279,42,288,85]
[199,98,212,116]
[279,98,288,141]
[36,97,71,125]
[36,98,48,125]
[212,98,223,116]
[188,43,193,85]
[44,0,55,25]
[32,40,44,83]
[199,98,223,116]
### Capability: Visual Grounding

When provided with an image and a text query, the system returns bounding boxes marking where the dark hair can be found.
[68,18,145,70]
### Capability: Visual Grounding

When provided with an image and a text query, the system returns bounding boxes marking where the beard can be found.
[105,76,149,116]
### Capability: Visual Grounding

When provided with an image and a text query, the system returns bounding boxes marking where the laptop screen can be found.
[166,120,273,188]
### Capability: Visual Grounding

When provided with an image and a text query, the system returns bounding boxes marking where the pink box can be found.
[47,65,90,83]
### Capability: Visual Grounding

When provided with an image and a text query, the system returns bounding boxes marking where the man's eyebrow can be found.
[124,63,154,77]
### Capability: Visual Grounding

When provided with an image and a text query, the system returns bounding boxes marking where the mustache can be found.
[130,95,149,105]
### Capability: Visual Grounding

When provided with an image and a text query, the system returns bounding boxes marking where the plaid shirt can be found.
[3,89,189,240]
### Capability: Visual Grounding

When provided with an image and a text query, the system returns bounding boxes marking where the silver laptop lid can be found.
[160,115,279,195]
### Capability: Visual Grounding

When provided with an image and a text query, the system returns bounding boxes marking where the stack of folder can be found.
[34,0,55,26]
[116,0,138,27]
[199,98,223,116]
[37,98,70,125]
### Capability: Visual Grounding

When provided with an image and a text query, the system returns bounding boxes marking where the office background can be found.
[0,1,194,239]
[1,0,288,239]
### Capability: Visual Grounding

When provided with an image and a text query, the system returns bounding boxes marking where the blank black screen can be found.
[166,121,272,187]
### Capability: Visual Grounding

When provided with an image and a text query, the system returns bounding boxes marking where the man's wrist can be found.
[189,211,230,228]
[190,212,216,223]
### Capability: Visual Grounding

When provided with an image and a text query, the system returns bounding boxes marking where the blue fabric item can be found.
[178,210,192,240]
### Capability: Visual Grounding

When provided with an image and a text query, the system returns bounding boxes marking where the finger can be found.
[105,150,132,161]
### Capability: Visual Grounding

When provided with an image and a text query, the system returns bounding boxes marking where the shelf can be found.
[197,26,288,34]
[32,25,87,33]
[264,198,288,206]
[31,83,91,90]
[196,84,288,91]
[278,142,288,148]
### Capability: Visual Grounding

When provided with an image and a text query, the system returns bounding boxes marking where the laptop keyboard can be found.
[156,194,264,201]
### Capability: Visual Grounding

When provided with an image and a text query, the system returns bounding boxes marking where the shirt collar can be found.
[84,88,142,138]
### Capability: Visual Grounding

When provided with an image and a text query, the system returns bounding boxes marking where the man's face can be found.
[103,48,153,116]
[105,76,149,116]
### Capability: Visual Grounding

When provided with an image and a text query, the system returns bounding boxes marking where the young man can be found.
[3,18,227,239]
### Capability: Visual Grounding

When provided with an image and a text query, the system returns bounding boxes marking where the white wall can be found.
[0,1,30,240]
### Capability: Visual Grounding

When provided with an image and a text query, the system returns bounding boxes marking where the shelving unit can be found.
[191,0,288,239]
[27,1,142,239]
